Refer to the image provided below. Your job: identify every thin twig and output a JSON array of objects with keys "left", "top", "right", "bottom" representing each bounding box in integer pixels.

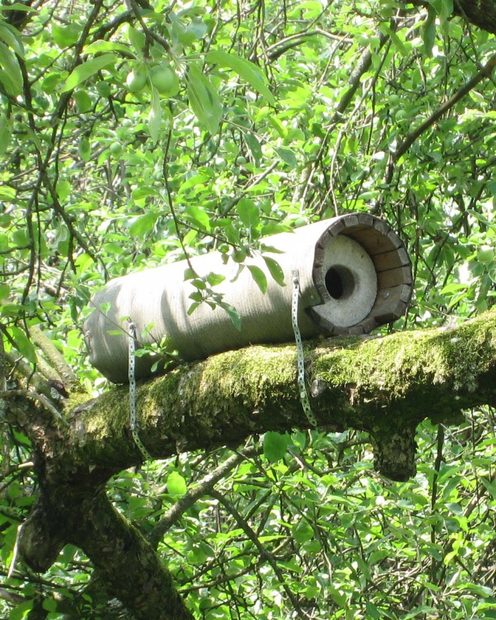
[{"left": 211, "top": 489, "right": 309, "bottom": 620}]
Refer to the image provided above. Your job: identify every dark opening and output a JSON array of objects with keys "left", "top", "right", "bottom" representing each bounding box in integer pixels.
[{"left": 325, "top": 265, "right": 355, "bottom": 300}]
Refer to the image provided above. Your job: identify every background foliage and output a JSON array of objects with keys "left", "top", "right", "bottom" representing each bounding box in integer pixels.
[{"left": 0, "top": 0, "right": 495, "bottom": 618}]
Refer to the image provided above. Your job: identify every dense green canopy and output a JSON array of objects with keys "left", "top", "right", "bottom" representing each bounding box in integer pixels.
[{"left": 0, "top": 1, "right": 496, "bottom": 618}]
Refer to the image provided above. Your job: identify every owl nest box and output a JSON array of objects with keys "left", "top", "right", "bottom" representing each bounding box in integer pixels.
[{"left": 84, "top": 213, "right": 413, "bottom": 383}]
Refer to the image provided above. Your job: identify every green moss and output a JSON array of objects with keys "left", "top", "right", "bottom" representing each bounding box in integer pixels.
[{"left": 311, "top": 309, "right": 496, "bottom": 407}]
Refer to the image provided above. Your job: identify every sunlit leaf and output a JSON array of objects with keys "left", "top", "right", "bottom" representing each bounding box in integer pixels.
[
  {"left": 187, "top": 63, "right": 223, "bottom": 134},
  {"left": 129, "top": 212, "right": 158, "bottom": 237},
  {"left": 185, "top": 205, "right": 211, "bottom": 231},
  {"left": 10, "top": 326, "right": 36, "bottom": 364},
  {"left": 263, "top": 256, "right": 285, "bottom": 286},
  {"left": 167, "top": 471, "right": 187, "bottom": 498},
  {"left": 247, "top": 265, "right": 268, "bottom": 293},
  {"left": 61, "top": 54, "right": 117, "bottom": 92},
  {"left": 237, "top": 198, "right": 259, "bottom": 228},
  {"left": 52, "top": 23, "right": 81, "bottom": 47},
  {"left": 0, "top": 40, "right": 22, "bottom": 95},
  {"left": 206, "top": 49, "right": 275, "bottom": 104},
  {"left": 148, "top": 85, "right": 162, "bottom": 141},
  {"left": 0, "top": 21, "right": 24, "bottom": 56}
]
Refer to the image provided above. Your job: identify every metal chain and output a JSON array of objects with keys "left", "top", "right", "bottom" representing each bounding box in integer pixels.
[
  {"left": 128, "top": 320, "right": 152, "bottom": 461},
  {"left": 291, "top": 270, "right": 318, "bottom": 427}
]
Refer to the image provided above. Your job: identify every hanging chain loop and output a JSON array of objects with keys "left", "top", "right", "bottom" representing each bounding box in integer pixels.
[
  {"left": 291, "top": 271, "right": 318, "bottom": 427},
  {"left": 128, "top": 320, "right": 152, "bottom": 461}
]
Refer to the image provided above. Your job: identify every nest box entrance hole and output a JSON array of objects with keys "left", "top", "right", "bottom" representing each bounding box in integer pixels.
[{"left": 325, "top": 265, "right": 356, "bottom": 300}]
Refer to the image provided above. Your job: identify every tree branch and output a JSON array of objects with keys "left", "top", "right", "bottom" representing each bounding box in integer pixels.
[
  {"left": 211, "top": 489, "right": 307, "bottom": 620},
  {"left": 19, "top": 487, "right": 194, "bottom": 620},
  {"left": 12, "top": 307, "right": 492, "bottom": 481},
  {"left": 394, "top": 53, "right": 496, "bottom": 161},
  {"left": 150, "top": 448, "right": 255, "bottom": 547},
  {"left": 398, "top": 0, "right": 496, "bottom": 35}
]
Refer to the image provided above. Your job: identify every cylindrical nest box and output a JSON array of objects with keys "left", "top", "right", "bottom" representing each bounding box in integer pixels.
[{"left": 84, "top": 213, "right": 412, "bottom": 383}]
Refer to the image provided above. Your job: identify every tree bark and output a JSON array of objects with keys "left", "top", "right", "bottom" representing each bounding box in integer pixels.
[
  {"left": 401, "top": 0, "right": 496, "bottom": 35},
  {"left": 454, "top": 0, "right": 496, "bottom": 34},
  {"left": 5, "top": 309, "right": 496, "bottom": 619}
]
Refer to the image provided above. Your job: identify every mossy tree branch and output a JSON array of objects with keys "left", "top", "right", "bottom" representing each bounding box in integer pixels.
[{"left": 56, "top": 308, "right": 496, "bottom": 478}]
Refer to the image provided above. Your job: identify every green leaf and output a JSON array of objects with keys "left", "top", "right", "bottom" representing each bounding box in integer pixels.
[
  {"left": 0, "top": 185, "right": 15, "bottom": 200},
  {"left": 430, "top": 0, "right": 454, "bottom": 20},
  {"left": 56, "top": 179, "right": 71, "bottom": 202},
  {"left": 0, "top": 40, "right": 22, "bottom": 96},
  {"left": 261, "top": 222, "right": 291, "bottom": 235},
  {"left": 13, "top": 228, "right": 28, "bottom": 246},
  {"left": 237, "top": 197, "right": 259, "bottom": 228},
  {"left": 79, "top": 136, "right": 91, "bottom": 161},
  {"left": 167, "top": 471, "right": 187, "bottom": 498},
  {"left": 389, "top": 31, "right": 408, "bottom": 56},
  {"left": 74, "top": 89, "right": 92, "bottom": 113},
  {"left": 292, "top": 519, "right": 314, "bottom": 544},
  {"left": 10, "top": 326, "right": 36, "bottom": 364},
  {"left": 42, "top": 598, "right": 58, "bottom": 612},
  {"left": 206, "top": 49, "right": 275, "bottom": 104},
  {"left": 0, "top": 3, "right": 35, "bottom": 12},
  {"left": 61, "top": 54, "right": 117, "bottom": 92},
  {"left": 126, "top": 25, "right": 146, "bottom": 54},
  {"left": 423, "top": 9, "right": 436, "bottom": 56},
  {"left": 263, "top": 431, "right": 291, "bottom": 462},
  {"left": 187, "top": 63, "right": 223, "bottom": 134},
  {"left": 275, "top": 146, "right": 297, "bottom": 168},
  {"left": 263, "top": 256, "right": 285, "bottom": 286},
  {"left": 187, "top": 301, "right": 201, "bottom": 315},
  {"left": 0, "top": 21, "right": 24, "bottom": 56},
  {"left": 222, "top": 302, "right": 242, "bottom": 331},
  {"left": 244, "top": 132, "right": 262, "bottom": 163},
  {"left": 248, "top": 265, "right": 268, "bottom": 293},
  {"left": 9, "top": 599, "right": 33, "bottom": 620},
  {"left": 206, "top": 272, "right": 225, "bottom": 286},
  {"left": 84, "top": 40, "right": 133, "bottom": 56},
  {"left": 0, "top": 115, "right": 11, "bottom": 156},
  {"left": 148, "top": 85, "right": 162, "bottom": 142},
  {"left": 129, "top": 212, "right": 158, "bottom": 237},
  {"left": 41, "top": 71, "right": 67, "bottom": 93},
  {"left": 455, "top": 582, "right": 493, "bottom": 598},
  {"left": 185, "top": 205, "right": 211, "bottom": 231},
  {"left": 52, "top": 23, "right": 81, "bottom": 47},
  {"left": 268, "top": 115, "right": 287, "bottom": 138},
  {"left": 328, "top": 586, "right": 347, "bottom": 608}
]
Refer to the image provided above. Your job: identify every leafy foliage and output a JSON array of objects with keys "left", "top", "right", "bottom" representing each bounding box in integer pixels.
[{"left": 0, "top": 0, "right": 495, "bottom": 618}]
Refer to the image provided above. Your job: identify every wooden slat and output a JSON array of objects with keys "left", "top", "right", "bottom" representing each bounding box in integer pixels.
[
  {"left": 374, "top": 247, "right": 410, "bottom": 271},
  {"left": 348, "top": 229, "right": 395, "bottom": 254},
  {"left": 378, "top": 266, "right": 412, "bottom": 288},
  {"left": 371, "top": 284, "right": 412, "bottom": 323}
]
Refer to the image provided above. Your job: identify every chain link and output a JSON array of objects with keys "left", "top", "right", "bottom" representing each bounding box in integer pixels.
[
  {"left": 128, "top": 320, "right": 152, "bottom": 461},
  {"left": 291, "top": 271, "right": 318, "bottom": 427}
]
